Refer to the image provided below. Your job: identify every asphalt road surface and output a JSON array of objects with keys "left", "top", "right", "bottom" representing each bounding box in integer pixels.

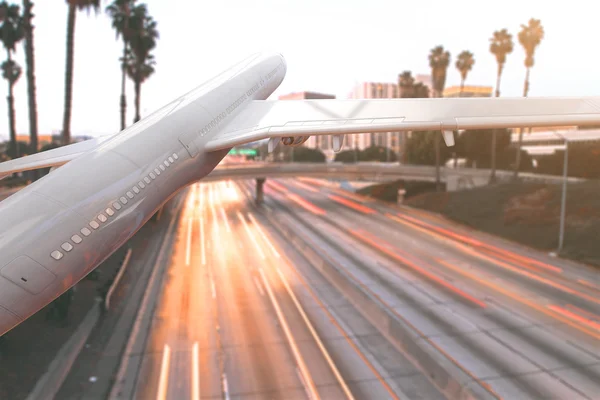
[{"left": 117, "top": 177, "right": 599, "bottom": 400}]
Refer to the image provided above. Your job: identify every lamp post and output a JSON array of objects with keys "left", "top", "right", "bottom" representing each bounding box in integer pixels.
[{"left": 554, "top": 132, "right": 569, "bottom": 254}]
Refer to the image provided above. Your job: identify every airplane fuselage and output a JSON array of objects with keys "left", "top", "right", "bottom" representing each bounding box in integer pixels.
[{"left": 0, "top": 52, "right": 287, "bottom": 336}]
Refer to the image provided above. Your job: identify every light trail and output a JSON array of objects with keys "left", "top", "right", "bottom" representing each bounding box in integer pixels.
[
  {"left": 259, "top": 267, "right": 320, "bottom": 400},
  {"left": 156, "top": 344, "right": 171, "bottom": 400}
]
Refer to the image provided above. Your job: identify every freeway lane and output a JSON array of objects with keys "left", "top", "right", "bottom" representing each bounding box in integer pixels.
[
  {"left": 133, "top": 181, "right": 412, "bottom": 399},
  {"left": 252, "top": 178, "right": 600, "bottom": 400}
]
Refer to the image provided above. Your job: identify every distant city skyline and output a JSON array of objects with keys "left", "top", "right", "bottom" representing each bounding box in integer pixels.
[{"left": 0, "top": 0, "right": 597, "bottom": 141}]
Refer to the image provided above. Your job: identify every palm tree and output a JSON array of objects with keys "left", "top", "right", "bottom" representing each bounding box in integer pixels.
[
  {"left": 21, "top": 0, "right": 38, "bottom": 165},
  {"left": 106, "top": 0, "right": 137, "bottom": 131},
  {"left": 0, "top": 1, "right": 24, "bottom": 157},
  {"left": 455, "top": 50, "right": 475, "bottom": 96},
  {"left": 62, "top": 0, "right": 101, "bottom": 146},
  {"left": 514, "top": 18, "right": 544, "bottom": 179},
  {"left": 126, "top": 8, "right": 158, "bottom": 123},
  {"left": 398, "top": 70, "right": 414, "bottom": 98},
  {"left": 126, "top": 50, "right": 155, "bottom": 122},
  {"left": 428, "top": 45, "right": 450, "bottom": 191},
  {"left": 428, "top": 45, "right": 450, "bottom": 98},
  {"left": 2, "top": 59, "right": 21, "bottom": 157},
  {"left": 489, "top": 29, "right": 513, "bottom": 183}
]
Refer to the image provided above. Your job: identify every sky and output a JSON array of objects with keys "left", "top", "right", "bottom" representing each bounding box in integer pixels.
[{"left": 0, "top": 0, "right": 598, "bottom": 141}]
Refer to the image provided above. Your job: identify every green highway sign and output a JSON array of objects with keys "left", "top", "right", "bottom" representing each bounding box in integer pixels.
[{"left": 229, "top": 148, "right": 257, "bottom": 156}]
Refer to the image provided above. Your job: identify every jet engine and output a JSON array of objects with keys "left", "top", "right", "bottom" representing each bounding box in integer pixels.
[{"left": 281, "top": 136, "right": 310, "bottom": 146}]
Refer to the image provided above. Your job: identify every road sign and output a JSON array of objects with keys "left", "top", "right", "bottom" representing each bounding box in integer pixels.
[{"left": 229, "top": 148, "right": 257, "bottom": 156}]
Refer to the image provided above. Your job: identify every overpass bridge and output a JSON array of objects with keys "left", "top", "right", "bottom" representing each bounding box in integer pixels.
[{"left": 204, "top": 162, "right": 584, "bottom": 203}]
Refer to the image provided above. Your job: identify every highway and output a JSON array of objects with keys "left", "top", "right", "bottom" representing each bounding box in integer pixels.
[
  {"left": 131, "top": 181, "right": 413, "bottom": 400},
  {"left": 119, "top": 177, "right": 599, "bottom": 400}
]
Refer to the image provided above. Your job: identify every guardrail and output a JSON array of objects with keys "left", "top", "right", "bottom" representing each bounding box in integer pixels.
[
  {"left": 205, "top": 162, "right": 585, "bottom": 186},
  {"left": 105, "top": 248, "right": 133, "bottom": 311}
]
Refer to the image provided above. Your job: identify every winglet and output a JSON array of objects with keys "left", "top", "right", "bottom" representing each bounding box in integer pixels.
[
  {"left": 442, "top": 130, "right": 455, "bottom": 147},
  {"left": 332, "top": 135, "right": 344, "bottom": 152}
]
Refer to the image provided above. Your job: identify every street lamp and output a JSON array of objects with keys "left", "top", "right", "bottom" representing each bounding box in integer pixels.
[{"left": 553, "top": 132, "right": 569, "bottom": 254}]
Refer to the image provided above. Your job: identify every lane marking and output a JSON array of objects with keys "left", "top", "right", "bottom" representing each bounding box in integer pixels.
[
  {"left": 220, "top": 207, "right": 231, "bottom": 233},
  {"left": 248, "top": 212, "right": 281, "bottom": 258},
  {"left": 186, "top": 217, "right": 192, "bottom": 266},
  {"left": 237, "top": 211, "right": 266, "bottom": 260},
  {"left": 296, "top": 367, "right": 313, "bottom": 400},
  {"left": 192, "top": 342, "right": 200, "bottom": 400},
  {"left": 259, "top": 268, "right": 320, "bottom": 400},
  {"left": 156, "top": 344, "right": 171, "bottom": 400},
  {"left": 199, "top": 183, "right": 204, "bottom": 212},
  {"left": 253, "top": 276, "right": 265, "bottom": 296},
  {"left": 200, "top": 217, "right": 206, "bottom": 265},
  {"left": 222, "top": 373, "right": 231, "bottom": 400},
  {"left": 279, "top": 249, "right": 401, "bottom": 400},
  {"left": 275, "top": 267, "right": 355, "bottom": 400}
]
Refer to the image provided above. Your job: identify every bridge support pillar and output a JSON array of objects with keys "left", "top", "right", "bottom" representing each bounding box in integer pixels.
[{"left": 256, "top": 178, "right": 265, "bottom": 205}]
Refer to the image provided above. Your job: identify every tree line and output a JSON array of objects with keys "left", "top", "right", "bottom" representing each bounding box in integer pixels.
[
  {"left": 0, "top": 0, "right": 158, "bottom": 167},
  {"left": 402, "top": 18, "right": 545, "bottom": 186}
]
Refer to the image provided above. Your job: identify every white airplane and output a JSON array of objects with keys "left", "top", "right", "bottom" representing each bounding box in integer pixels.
[{"left": 0, "top": 52, "right": 598, "bottom": 337}]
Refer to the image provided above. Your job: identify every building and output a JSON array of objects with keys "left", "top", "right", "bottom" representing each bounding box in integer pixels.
[
  {"left": 278, "top": 91, "right": 336, "bottom": 151},
  {"left": 443, "top": 85, "right": 493, "bottom": 98},
  {"left": 414, "top": 74, "right": 433, "bottom": 93},
  {"left": 348, "top": 82, "right": 401, "bottom": 154}
]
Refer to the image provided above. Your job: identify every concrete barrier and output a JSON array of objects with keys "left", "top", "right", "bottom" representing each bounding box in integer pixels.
[
  {"left": 105, "top": 248, "right": 133, "bottom": 311},
  {"left": 265, "top": 212, "right": 497, "bottom": 400},
  {"left": 26, "top": 298, "right": 101, "bottom": 400}
]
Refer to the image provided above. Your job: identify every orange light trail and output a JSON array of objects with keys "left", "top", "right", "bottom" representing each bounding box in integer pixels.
[
  {"left": 290, "top": 180, "right": 320, "bottom": 193},
  {"left": 328, "top": 194, "right": 376, "bottom": 214},
  {"left": 396, "top": 213, "right": 562, "bottom": 274},
  {"left": 267, "top": 181, "right": 289, "bottom": 193},
  {"left": 350, "top": 229, "right": 487, "bottom": 308},
  {"left": 547, "top": 305, "right": 600, "bottom": 332},
  {"left": 436, "top": 258, "right": 600, "bottom": 340},
  {"left": 288, "top": 193, "right": 327, "bottom": 216}
]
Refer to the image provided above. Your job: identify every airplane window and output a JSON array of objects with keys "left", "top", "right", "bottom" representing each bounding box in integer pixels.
[
  {"left": 120, "top": 197, "right": 128, "bottom": 204},
  {"left": 61, "top": 242, "right": 74, "bottom": 252},
  {"left": 159, "top": 165, "right": 165, "bottom": 171},
  {"left": 150, "top": 173, "right": 156, "bottom": 179},
  {"left": 80, "top": 227, "right": 92, "bottom": 236},
  {"left": 144, "top": 177, "right": 151, "bottom": 184},
  {"left": 106, "top": 208, "right": 115, "bottom": 216},
  {"left": 127, "top": 192, "right": 134, "bottom": 199},
  {"left": 138, "top": 181, "right": 145, "bottom": 189},
  {"left": 168, "top": 157, "right": 174, "bottom": 163},
  {"left": 172, "top": 153, "right": 178, "bottom": 160},
  {"left": 113, "top": 202, "right": 122, "bottom": 210},
  {"left": 50, "top": 250, "right": 63, "bottom": 260},
  {"left": 71, "top": 234, "right": 83, "bottom": 244},
  {"left": 98, "top": 214, "right": 108, "bottom": 223},
  {"left": 155, "top": 168, "right": 161, "bottom": 175},
  {"left": 133, "top": 187, "right": 140, "bottom": 194},
  {"left": 90, "top": 220, "right": 100, "bottom": 229},
  {"left": 164, "top": 161, "right": 169, "bottom": 167}
]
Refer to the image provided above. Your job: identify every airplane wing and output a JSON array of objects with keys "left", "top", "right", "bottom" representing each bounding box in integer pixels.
[
  {"left": 0, "top": 134, "right": 113, "bottom": 180},
  {"left": 205, "top": 97, "right": 600, "bottom": 151}
]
